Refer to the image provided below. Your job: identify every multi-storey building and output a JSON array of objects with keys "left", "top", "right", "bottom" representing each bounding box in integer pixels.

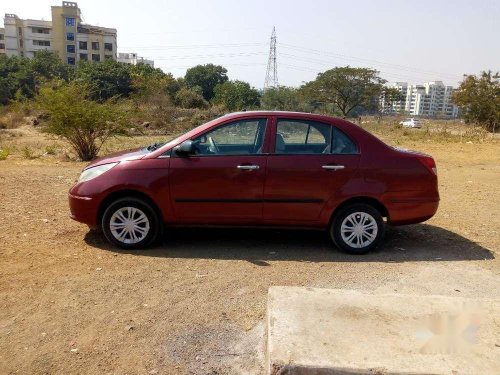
[
  {"left": 1, "top": 2, "right": 117, "bottom": 65},
  {"left": 117, "top": 52, "right": 154, "bottom": 67},
  {"left": 381, "top": 81, "right": 459, "bottom": 118},
  {"left": 0, "top": 27, "right": 5, "bottom": 54}
]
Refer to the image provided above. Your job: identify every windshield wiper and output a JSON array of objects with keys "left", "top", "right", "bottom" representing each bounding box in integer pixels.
[{"left": 146, "top": 142, "right": 165, "bottom": 152}]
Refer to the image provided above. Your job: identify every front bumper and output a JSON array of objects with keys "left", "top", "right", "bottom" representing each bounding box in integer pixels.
[{"left": 68, "top": 193, "right": 98, "bottom": 227}]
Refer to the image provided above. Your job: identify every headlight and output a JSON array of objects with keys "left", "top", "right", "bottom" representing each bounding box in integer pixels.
[{"left": 78, "top": 162, "right": 118, "bottom": 183}]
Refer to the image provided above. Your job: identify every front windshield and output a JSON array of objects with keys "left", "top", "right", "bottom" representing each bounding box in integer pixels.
[{"left": 147, "top": 115, "right": 227, "bottom": 152}]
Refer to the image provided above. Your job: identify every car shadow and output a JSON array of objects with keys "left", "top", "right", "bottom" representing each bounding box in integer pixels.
[{"left": 84, "top": 223, "right": 494, "bottom": 264}]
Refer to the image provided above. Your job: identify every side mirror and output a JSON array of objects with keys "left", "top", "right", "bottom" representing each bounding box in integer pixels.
[{"left": 174, "top": 140, "right": 194, "bottom": 156}]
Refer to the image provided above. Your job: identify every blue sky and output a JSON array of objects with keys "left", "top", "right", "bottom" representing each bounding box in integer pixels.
[{"left": 2, "top": 0, "right": 499, "bottom": 88}]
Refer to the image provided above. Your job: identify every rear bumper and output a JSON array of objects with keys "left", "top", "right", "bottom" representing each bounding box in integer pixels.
[
  {"left": 384, "top": 196, "right": 439, "bottom": 225},
  {"left": 68, "top": 193, "right": 98, "bottom": 227}
]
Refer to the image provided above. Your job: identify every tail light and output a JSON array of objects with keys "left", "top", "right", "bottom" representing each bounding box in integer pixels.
[{"left": 417, "top": 155, "right": 437, "bottom": 176}]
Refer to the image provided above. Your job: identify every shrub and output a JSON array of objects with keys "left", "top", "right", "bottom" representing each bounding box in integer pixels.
[
  {"left": 0, "top": 147, "right": 10, "bottom": 160},
  {"left": 213, "top": 80, "right": 260, "bottom": 111},
  {"left": 22, "top": 146, "right": 37, "bottom": 159},
  {"left": 175, "top": 87, "right": 208, "bottom": 109},
  {"left": 36, "top": 81, "right": 127, "bottom": 161},
  {"left": 44, "top": 144, "right": 58, "bottom": 155}
]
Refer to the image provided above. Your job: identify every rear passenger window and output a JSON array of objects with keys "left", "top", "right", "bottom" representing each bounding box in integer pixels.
[
  {"left": 276, "top": 119, "right": 331, "bottom": 154},
  {"left": 275, "top": 119, "right": 358, "bottom": 154},
  {"left": 332, "top": 127, "right": 358, "bottom": 154}
]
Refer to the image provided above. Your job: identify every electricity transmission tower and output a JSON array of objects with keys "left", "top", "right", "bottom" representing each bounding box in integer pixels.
[{"left": 264, "top": 27, "right": 278, "bottom": 89}]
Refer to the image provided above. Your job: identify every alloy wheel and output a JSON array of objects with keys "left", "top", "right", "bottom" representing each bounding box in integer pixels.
[
  {"left": 109, "top": 207, "right": 150, "bottom": 244},
  {"left": 340, "top": 212, "right": 378, "bottom": 249}
]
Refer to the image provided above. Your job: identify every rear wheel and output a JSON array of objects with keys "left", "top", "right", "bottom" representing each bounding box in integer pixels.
[
  {"left": 330, "top": 203, "right": 385, "bottom": 254},
  {"left": 102, "top": 197, "right": 160, "bottom": 249}
]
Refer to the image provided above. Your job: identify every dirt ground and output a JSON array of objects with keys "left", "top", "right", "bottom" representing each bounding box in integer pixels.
[{"left": 0, "top": 126, "right": 499, "bottom": 374}]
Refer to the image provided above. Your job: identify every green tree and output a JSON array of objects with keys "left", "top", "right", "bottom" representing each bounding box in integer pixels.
[
  {"left": 36, "top": 81, "right": 127, "bottom": 160},
  {"left": 175, "top": 87, "right": 208, "bottom": 109},
  {"left": 213, "top": 80, "right": 260, "bottom": 111},
  {"left": 302, "top": 66, "right": 386, "bottom": 118},
  {"left": 261, "top": 86, "right": 302, "bottom": 111},
  {"left": 452, "top": 71, "right": 499, "bottom": 132},
  {"left": 0, "top": 51, "right": 70, "bottom": 104},
  {"left": 165, "top": 77, "right": 185, "bottom": 100},
  {"left": 0, "top": 55, "right": 23, "bottom": 104},
  {"left": 30, "top": 50, "right": 72, "bottom": 82},
  {"left": 184, "top": 64, "right": 228, "bottom": 101},
  {"left": 129, "top": 62, "right": 165, "bottom": 80},
  {"left": 74, "top": 59, "right": 133, "bottom": 101}
]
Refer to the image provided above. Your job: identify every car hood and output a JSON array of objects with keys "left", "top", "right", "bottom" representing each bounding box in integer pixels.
[{"left": 84, "top": 148, "right": 147, "bottom": 169}]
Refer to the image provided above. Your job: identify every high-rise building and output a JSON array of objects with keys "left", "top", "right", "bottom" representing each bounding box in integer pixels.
[
  {"left": 1, "top": 2, "right": 117, "bottom": 65},
  {"left": 117, "top": 52, "right": 154, "bottom": 67},
  {"left": 381, "top": 81, "right": 459, "bottom": 118},
  {"left": 0, "top": 27, "right": 6, "bottom": 54}
]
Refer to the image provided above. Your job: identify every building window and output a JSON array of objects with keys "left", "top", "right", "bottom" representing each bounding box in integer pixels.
[
  {"left": 79, "top": 41, "right": 87, "bottom": 50},
  {"left": 67, "top": 57, "right": 75, "bottom": 65},
  {"left": 32, "top": 27, "right": 50, "bottom": 34},
  {"left": 0, "top": 34, "right": 4, "bottom": 40},
  {"left": 91, "top": 42, "right": 99, "bottom": 50},
  {"left": 79, "top": 53, "right": 88, "bottom": 61},
  {"left": 65, "top": 17, "right": 75, "bottom": 26},
  {"left": 0, "top": 43, "right": 5, "bottom": 50},
  {"left": 92, "top": 54, "right": 100, "bottom": 62},
  {"left": 67, "top": 44, "right": 75, "bottom": 53},
  {"left": 104, "top": 54, "right": 113, "bottom": 60},
  {"left": 33, "top": 40, "right": 51, "bottom": 46},
  {"left": 19, "top": 39, "right": 23, "bottom": 48},
  {"left": 67, "top": 32, "right": 74, "bottom": 41},
  {"left": 104, "top": 43, "right": 113, "bottom": 51},
  {"left": 18, "top": 27, "right": 22, "bottom": 35}
]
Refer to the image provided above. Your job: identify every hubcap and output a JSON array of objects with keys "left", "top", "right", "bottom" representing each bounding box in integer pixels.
[
  {"left": 340, "top": 212, "right": 378, "bottom": 249},
  {"left": 109, "top": 207, "right": 150, "bottom": 244}
]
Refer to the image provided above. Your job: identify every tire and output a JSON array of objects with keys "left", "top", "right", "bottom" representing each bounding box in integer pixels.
[
  {"left": 101, "top": 197, "right": 161, "bottom": 249},
  {"left": 330, "top": 203, "right": 385, "bottom": 254}
]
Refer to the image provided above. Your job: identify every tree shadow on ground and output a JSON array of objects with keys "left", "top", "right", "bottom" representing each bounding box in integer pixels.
[{"left": 84, "top": 223, "right": 494, "bottom": 264}]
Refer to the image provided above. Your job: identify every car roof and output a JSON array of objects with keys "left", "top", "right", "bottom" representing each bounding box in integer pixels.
[{"left": 222, "top": 110, "right": 340, "bottom": 121}]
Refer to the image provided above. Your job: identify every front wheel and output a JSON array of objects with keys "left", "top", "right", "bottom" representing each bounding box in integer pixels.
[
  {"left": 102, "top": 197, "right": 160, "bottom": 249},
  {"left": 330, "top": 203, "right": 385, "bottom": 254}
]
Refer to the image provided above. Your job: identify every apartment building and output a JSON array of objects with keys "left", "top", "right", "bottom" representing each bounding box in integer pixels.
[
  {"left": 0, "top": 27, "right": 5, "bottom": 54},
  {"left": 1, "top": 2, "right": 117, "bottom": 64},
  {"left": 381, "top": 81, "right": 459, "bottom": 118},
  {"left": 117, "top": 52, "right": 154, "bottom": 67}
]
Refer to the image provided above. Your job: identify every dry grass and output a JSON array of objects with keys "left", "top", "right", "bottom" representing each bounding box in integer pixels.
[
  {"left": 0, "top": 112, "right": 499, "bottom": 374},
  {"left": 0, "top": 113, "right": 497, "bottom": 163},
  {"left": 360, "top": 117, "right": 492, "bottom": 147}
]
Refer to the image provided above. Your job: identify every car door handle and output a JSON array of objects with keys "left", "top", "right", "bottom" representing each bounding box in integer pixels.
[
  {"left": 322, "top": 165, "right": 345, "bottom": 170},
  {"left": 237, "top": 165, "right": 260, "bottom": 170}
]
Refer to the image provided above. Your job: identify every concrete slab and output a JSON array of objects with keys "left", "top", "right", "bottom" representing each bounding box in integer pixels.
[{"left": 267, "top": 287, "right": 500, "bottom": 375}]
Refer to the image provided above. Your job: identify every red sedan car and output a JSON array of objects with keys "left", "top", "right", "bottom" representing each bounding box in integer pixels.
[{"left": 69, "top": 111, "right": 439, "bottom": 254}]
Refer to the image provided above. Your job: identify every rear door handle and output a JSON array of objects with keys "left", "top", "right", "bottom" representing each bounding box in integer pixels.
[
  {"left": 322, "top": 165, "right": 345, "bottom": 170},
  {"left": 237, "top": 165, "right": 260, "bottom": 170}
]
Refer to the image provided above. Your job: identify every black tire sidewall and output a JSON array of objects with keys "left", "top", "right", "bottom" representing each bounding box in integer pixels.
[
  {"left": 102, "top": 197, "right": 160, "bottom": 249},
  {"left": 330, "top": 203, "right": 385, "bottom": 254}
]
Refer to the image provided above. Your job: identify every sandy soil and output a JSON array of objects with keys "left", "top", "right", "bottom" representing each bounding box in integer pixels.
[{"left": 0, "top": 129, "right": 499, "bottom": 374}]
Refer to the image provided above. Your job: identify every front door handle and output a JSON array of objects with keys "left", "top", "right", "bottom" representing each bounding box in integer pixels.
[
  {"left": 237, "top": 165, "right": 260, "bottom": 170},
  {"left": 322, "top": 165, "right": 345, "bottom": 171}
]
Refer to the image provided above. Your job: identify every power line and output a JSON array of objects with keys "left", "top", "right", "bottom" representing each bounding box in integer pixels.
[
  {"left": 278, "top": 53, "right": 456, "bottom": 83},
  {"left": 279, "top": 43, "right": 463, "bottom": 81},
  {"left": 153, "top": 52, "right": 267, "bottom": 61},
  {"left": 119, "top": 42, "right": 267, "bottom": 51}
]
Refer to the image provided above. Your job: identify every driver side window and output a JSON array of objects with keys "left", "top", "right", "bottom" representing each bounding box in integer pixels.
[{"left": 192, "top": 119, "right": 267, "bottom": 155}]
